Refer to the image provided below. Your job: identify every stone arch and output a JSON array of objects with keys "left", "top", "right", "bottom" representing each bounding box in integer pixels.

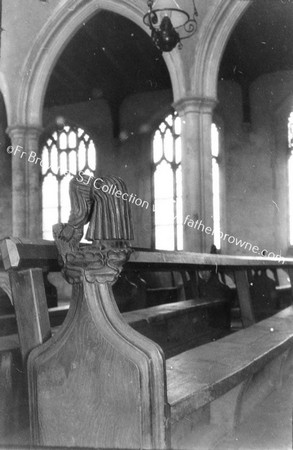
[
  {"left": 0, "top": 73, "right": 11, "bottom": 125},
  {"left": 192, "top": 0, "right": 252, "bottom": 100},
  {"left": 16, "top": 0, "right": 184, "bottom": 128}
]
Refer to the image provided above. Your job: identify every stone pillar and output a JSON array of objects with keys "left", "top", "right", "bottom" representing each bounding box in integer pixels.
[
  {"left": 174, "top": 97, "right": 217, "bottom": 253},
  {"left": 7, "top": 125, "right": 42, "bottom": 239},
  {"left": 26, "top": 127, "right": 43, "bottom": 239},
  {"left": 7, "top": 126, "right": 27, "bottom": 237}
]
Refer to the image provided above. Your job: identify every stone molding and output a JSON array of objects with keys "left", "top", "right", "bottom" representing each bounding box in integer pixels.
[{"left": 173, "top": 96, "right": 218, "bottom": 115}]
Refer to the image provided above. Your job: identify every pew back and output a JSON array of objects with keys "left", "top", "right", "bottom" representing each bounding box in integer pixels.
[{"left": 1, "top": 237, "right": 293, "bottom": 449}]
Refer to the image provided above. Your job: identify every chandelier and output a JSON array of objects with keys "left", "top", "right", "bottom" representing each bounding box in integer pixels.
[{"left": 143, "top": 0, "right": 198, "bottom": 52}]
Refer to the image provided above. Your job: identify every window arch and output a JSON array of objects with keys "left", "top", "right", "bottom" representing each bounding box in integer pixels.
[
  {"left": 288, "top": 112, "right": 293, "bottom": 245},
  {"left": 152, "top": 112, "right": 183, "bottom": 250},
  {"left": 211, "top": 123, "right": 221, "bottom": 249},
  {"left": 41, "top": 124, "right": 96, "bottom": 239}
]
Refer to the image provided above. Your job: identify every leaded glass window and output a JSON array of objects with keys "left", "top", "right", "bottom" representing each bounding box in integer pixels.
[
  {"left": 152, "top": 113, "right": 183, "bottom": 250},
  {"left": 211, "top": 123, "right": 221, "bottom": 249},
  {"left": 42, "top": 125, "right": 96, "bottom": 239}
]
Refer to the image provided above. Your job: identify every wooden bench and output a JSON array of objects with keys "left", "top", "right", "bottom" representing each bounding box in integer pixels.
[
  {"left": 0, "top": 238, "right": 234, "bottom": 361},
  {"left": 1, "top": 174, "right": 293, "bottom": 449},
  {"left": 167, "top": 307, "right": 293, "bottom": 448},
  {"left": 125, "top": 298, "right": 230, "bottom": 358},
  {"left": 0, "top": 244, "right": 232, "bottom": 339},
  {"left": 0, "top": 331, "right": 28, "bottom": 444},
  {"left": 0, "top": 305, "right": 69, "bottom": 337},
  {"left": 0, "top": 243, "right": 232, "bottom": 447},
  {"left": 2, "top": 247, "right": 293, "bottom": 449},
  {"left": 2, "top": 243, "right": 293, "bottom": 448}
]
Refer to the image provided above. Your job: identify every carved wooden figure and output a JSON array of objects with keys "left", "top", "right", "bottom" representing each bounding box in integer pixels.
[{"left": 27, "top": 175, "right": 168, "bottom": 449}]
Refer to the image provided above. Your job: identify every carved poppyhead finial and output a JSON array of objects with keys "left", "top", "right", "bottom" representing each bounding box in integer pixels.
[{"left": 53, "top": 174, "right": 134, "bottom": 284}]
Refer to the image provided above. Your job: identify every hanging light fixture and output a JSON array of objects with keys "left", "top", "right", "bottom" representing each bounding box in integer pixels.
[{"left": 143, "top": 0, "right": 198, "bottom": 52}]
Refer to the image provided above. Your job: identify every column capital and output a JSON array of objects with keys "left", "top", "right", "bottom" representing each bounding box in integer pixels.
[
  {"left": 6, "top": 124, "right": 43, "bottom": 140},
  {"left": 173, "top": 96, "right": 218, "bottom": 115},
  {"left": 6, "top": 125, "right": 26, "bottom": 141}
]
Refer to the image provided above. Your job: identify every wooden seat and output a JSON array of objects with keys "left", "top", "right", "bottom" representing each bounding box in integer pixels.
[
  {"left": 1, "top": 175, "right": 293, "bottom": 449},
  {"left": 0, "top": 298, "right": 230, "bottom": 360},
  {"left": 125, "top": 298, "right": 230, "bottom": 358},
  {"left": 124, "top": 298, "right": 228, "bottom": 326},
  {"left": 2, "top": 240, "right": 293, "bottom": 449},
  {"left": 0, "top": 333, "right": 28, "bottom": 444},
  {"left": 166, "top": 307, "right": 293, "bottom": 448},
  {"left": 0, "top": 305, "right": 70, "bottom": 337},
  {"left": 168, "top": 307, "right": 293, "bottom": 419}
]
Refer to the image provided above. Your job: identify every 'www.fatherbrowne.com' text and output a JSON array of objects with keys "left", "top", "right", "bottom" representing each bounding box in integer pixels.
[{"left": 183, "top": 215, "right": 284, "bottom": 264}]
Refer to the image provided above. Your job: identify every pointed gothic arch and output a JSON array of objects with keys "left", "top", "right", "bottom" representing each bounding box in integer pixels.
[
  {"left": 191, "top": 0, "right": 251, "bottom": 100},
  {"left": 14, "top": 0, "right": 185, "bottom": 129}
]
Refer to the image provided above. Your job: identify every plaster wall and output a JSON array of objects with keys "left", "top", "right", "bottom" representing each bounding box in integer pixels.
[
  {"left": 218, "top": 80, "right": 274, "bottom": 256},
  {"left": 251, "top": 71, "right": 293, "bottom": 256},
  {"left": 221, "top": 72, "right": 292, "bottom": 258}
]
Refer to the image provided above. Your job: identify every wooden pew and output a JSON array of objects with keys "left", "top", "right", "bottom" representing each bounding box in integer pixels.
[
  {"left": 0, "top": 243, "right": 231, "bottom": 446},
  {"left": 0, "top": 246, "right": 231, "bottom": 341},
  {"left": 167, "top": 307, "right": 293, "bottom": 449},
  {"left": 0, "top": 331, "right": 29, "bottom": 445},
  {"left": 0, "top": 305, "right": 70, "bottom": 337},
  {"left": 0, "top": 249, "right": 29, "bottom": 444},
  {"left": 2, "top": 239, "right": 293, "bottom": 449},
  {"left": 2, "top": 172, "right": 293, "bottom": 449},
  {"left": 0, "top": 298, "right": 229, "bottom": 360},
  {"left": 0, "top": 270, "right": 229, "bottom": 340},
  {"left": 0, "top": 239, "right": 232, "bottom": 360},
  {"left": 0, "top": 250, "right": 12, "bottom": 305},
  {"left": 124, "top": 298, "right": 230, "bottom": 358}
]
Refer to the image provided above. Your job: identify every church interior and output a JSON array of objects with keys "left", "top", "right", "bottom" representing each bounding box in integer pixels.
[{"left": 1, "top": 0, "right": 293, "bottom": 449}]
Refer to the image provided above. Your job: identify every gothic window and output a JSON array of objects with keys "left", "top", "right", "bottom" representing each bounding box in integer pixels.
[
  {"left": 42, "top": 125, "right": 96, "bottom": 239},
  {"left": 288, "top": 112, "right": 293, "bottom": 245},
  {"left": 152, "top": 112, "right": 183, "bottom": 250},
  {"left": 211, "top": 123, "right": 221, "bottom": 249}
]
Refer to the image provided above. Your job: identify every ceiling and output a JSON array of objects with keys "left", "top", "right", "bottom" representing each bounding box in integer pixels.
[
  {"left": 220, "top": 0, "right": 293, "bottom": 85},
  {"left": 44, "top": 10, "right": 170, "bottom": 108},
  {"left": 44, "top": 0, "right": 293, "bottom": 124}
]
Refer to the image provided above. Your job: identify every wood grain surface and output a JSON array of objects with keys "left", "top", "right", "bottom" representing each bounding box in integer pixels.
[{"left": 28, "top": 280, "right": 167, "bottom": 449}]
